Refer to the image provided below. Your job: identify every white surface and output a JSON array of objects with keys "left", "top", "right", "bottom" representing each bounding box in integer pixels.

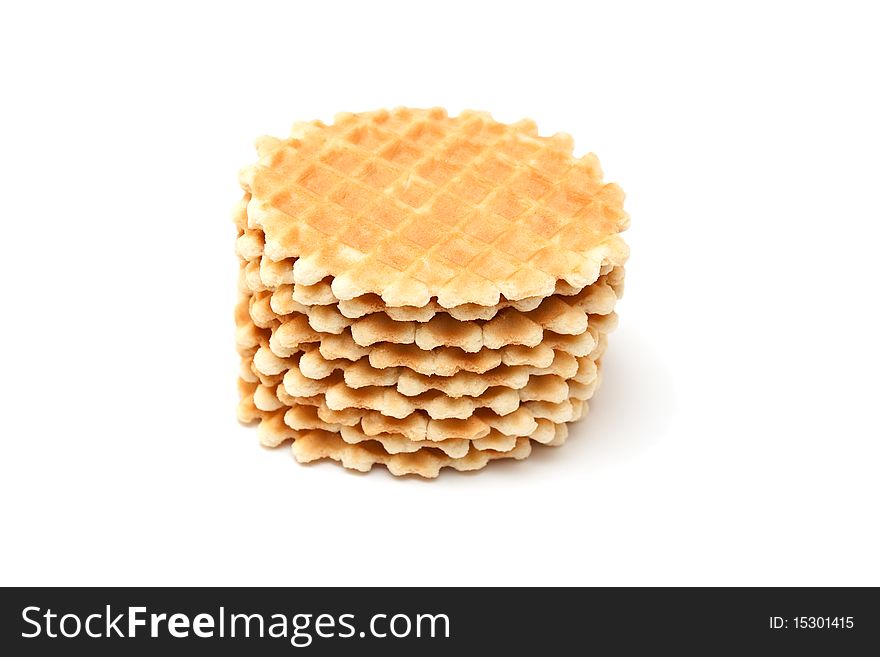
[{"left": 1, "top": 1, "right": 878, "bottom": 587}]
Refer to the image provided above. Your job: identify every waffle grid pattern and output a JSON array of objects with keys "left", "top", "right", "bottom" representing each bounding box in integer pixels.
[
  {"left": 234, "top": 108, "right": 628, "bottom": 476},
  {"left": 242, "top": 108, "right": 628, "bottom": 307}
]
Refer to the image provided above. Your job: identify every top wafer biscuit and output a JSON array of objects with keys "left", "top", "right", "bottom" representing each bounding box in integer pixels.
[{"left": 240, "top": 108, "right": 629, "bottom": 308}]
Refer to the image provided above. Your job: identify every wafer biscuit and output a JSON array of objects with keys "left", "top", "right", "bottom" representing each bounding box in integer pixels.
[
  {"left": 343, "top": 419, "right": 559, "bottom": 455},
  {"left": 288, "top": 267, "right": 621, "bottom": 316},
  {"left": 281, "top": 403, "right": 561, "bottom": 456},
  {"left": 312, "top": 327, "right": 600, "bottom": 373},
  {"left": 316, "top": 302, "right": 591, "bottom": 351},
  {"left": 255, "top": 331, "right": 602, "bottom": 385},
  {"left": 292, "top": 431, "right": 534, "bottom": 478},
  {"left": 245, "top": 318, "right": 605, "bottom": 378},
  {"left": 240, "top": 330, "right": 609, "bottom": 396},
  {"left": 289, "top": 390, "right": 601, "bottom": 426},
  {"left": 252, "top": 292, "right": 614, "bottom": 355},
  {"left": 239, "top": 299, "right": 610, "bottom": 393},
  {"left": 243, "top": 386, "right": 571, "bottom": 469},
  {"left": 281, "top": 385, "right": 591, "bottom": 425},
  {"left": 362, "top": 271, "right": 620, "bottom": 319},
  {"left": 279, "top": 352, "right": 597, "bottom": 409},
  {"left": 249, "top": 351, "right": 597, "bottom": 403},
  {"left": 319, "top": 377, "right": 572, "bottom": 419},
  {"left": 240, "top": 368, "right": 587, "bottom": 442},
  {"left": 235, "top": 107, "right": 627, "bottom": 477},
  {"left": 240, "top": 108, "right": 628, "bottom": 308},
  {"left": 298, "top": 348, "right": 581, "bottom": 396},
  {"left": 239, "top": 390, "right": 567, "bottom": 478},
  {"left": 250, "top": 278, "right": 619, "bottom": 352},
  {"left": 247, "top": 255, "right": 621, "bottom": 321},
  {"left": 248, "top": 407, "right": 565, "bottom": 477}
]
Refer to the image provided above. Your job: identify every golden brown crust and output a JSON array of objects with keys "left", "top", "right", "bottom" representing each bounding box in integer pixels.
[
  {"left": 233, "top": 108, "right": 627, "bottom": 477},
  {"left": 239, "top": 108, "right": 628, "bottom": 308}
]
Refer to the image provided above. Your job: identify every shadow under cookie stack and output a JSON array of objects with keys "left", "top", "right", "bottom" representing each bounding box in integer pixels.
[{"left": 234, "top": 108, "right": 629, "bottom": 477}]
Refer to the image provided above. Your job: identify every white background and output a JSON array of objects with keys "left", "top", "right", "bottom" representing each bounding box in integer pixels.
[{"left": 1, "top": 1, "right": 878, "bottom": 587}]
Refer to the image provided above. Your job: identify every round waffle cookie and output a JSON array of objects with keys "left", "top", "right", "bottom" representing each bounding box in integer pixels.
[{"left": 235, "top": 108, "right": 628, "bottom": 477}]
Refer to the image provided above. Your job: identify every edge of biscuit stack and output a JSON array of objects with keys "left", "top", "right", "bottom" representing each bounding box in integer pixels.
[{"left": 234, "top": 107, "right": 629, "bottom": 478}]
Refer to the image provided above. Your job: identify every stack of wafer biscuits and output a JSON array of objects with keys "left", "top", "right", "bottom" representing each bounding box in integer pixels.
[{"left": 234, "top": 108, "right": 629, "bottom": 477}]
